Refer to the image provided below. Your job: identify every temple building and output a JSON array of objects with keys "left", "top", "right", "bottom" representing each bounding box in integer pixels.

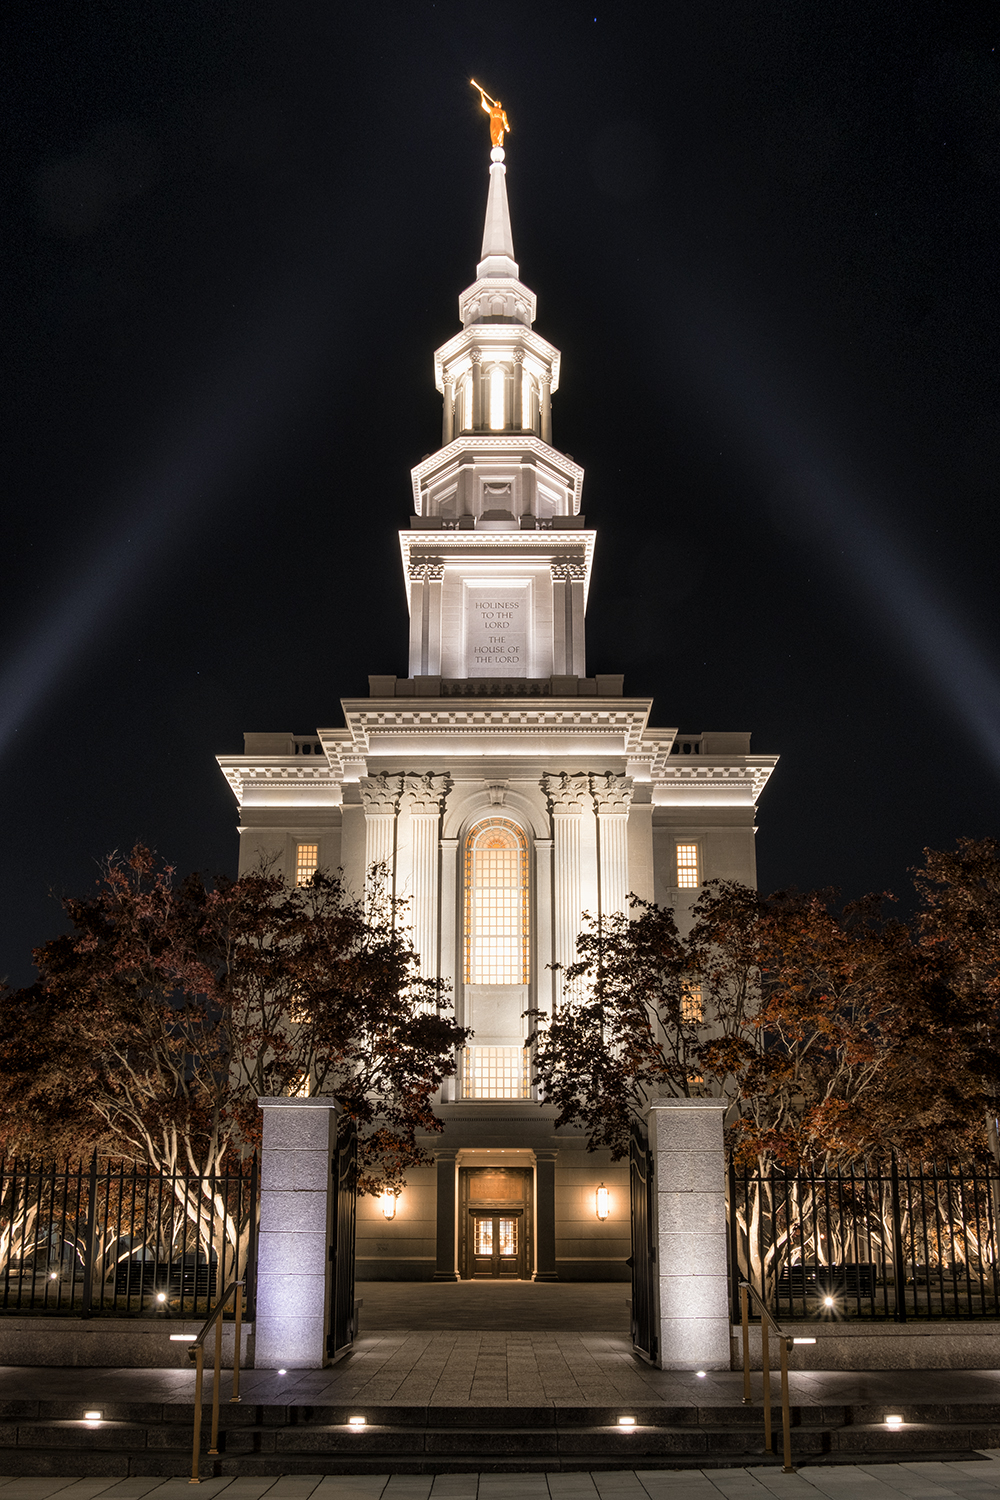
[{"left": 218, "top": 141, "right": 777, "bottom": 1283}]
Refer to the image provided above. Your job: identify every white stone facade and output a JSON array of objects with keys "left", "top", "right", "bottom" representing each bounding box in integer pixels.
[{"left": 218, "top": 145, "right": 776, "bottom": 1289}]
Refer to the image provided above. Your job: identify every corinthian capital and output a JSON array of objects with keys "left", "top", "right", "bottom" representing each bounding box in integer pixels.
[
  {"left": 403, "top": 771, "right": 452, "bottom": 815},
  {"left": 361, "top": 773, "right": 402, "bottom": 814},
  {"left": 407, "top": 558, "right": 444, "bottom": 582},
  {"left": 550, "top": 561, "right": 587, "bottom": 583},
  {"left": 591, "top": 772, "right": 633, "bottom": 814},
  {"left": 543, "top": 771, "right": 590, "bottom": 813}
]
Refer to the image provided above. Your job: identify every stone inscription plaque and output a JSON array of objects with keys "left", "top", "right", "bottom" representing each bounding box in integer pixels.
[{"left": 465, "top": 584, "right": 528, "bottom": 676}]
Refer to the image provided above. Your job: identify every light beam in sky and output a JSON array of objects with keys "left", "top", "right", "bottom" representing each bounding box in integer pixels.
[
  {"left": 0, "top": 281, "right": 330, "bottom": 763},
  {"left": 674, "top": 293, "right": 1000, "bottom": 778}
]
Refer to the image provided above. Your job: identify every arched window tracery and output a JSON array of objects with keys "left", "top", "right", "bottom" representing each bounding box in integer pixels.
[{"left": 464, "top": 817, "right": 530, "bottom": 986}]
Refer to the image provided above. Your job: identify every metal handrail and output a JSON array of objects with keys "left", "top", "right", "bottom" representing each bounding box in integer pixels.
[
  {"left": 739, "top": 1280, "right": 795, "bottom": 1473},
  {"left": 176, "top": 1278, "right": 244, "bottom": 1484}
]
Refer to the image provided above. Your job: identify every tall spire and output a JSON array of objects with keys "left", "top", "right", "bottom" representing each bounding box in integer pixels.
[{"left": 477, "top": 146, "right": 518, "bottom": 280}]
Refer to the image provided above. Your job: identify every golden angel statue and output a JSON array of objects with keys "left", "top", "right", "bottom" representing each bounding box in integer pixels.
[{"left": 471, "top": 80, "right": 511, "bottom": 148}]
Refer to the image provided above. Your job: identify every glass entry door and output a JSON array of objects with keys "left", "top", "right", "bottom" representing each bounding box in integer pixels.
[
  {"left": 459, "top": 1167, "right": 532, "bottom": 1279},
  {"left": 470, "top": 1211, "right": 524, "bottom": 1279}
]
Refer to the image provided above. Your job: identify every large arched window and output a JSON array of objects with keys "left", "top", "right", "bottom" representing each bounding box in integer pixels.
[{"left": 464, "top": 818, "right": 529, "bottom": 986}]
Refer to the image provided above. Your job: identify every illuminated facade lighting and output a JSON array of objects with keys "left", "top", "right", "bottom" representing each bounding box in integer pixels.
[
  {"left": 596, "top": 1184, "right": 610, "bottom": 1220},
  {"left": 379, "top": 1191, "right": 397, "bottom": 1220}
]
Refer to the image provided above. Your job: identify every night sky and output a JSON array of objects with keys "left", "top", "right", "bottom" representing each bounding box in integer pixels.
[{"left": 4, "top": 1, "right": 1000, "bottom": 985}]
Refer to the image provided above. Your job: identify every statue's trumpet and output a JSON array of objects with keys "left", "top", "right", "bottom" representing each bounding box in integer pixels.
[{"left": 470, "top": 78, "right": 497, "bottom": 106}]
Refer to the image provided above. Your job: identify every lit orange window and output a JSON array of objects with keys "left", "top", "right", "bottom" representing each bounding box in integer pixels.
[
  {"left": 296, "top": 843, "right": 319, "bottom": 886},
  {"left": 464, "top": 818, "right": 529, "bottom": 985},
  {"left": 676, "top": 843, "right": 700, "bottom": 889},
  {"left": 681, "top": 980, "right": 704, "bottom": 1022},
  {"left": 462, "top": 1045, "right": 530, "bottom": 1100}
]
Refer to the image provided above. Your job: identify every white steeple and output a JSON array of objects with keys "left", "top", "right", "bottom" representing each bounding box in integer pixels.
[
  {"left": 396, "top": 142, "right": 595, "bottom": 686},
  {"left": 458, "top": 148, "right": 537, "bottom": 329},
  {"left": 477, "top": 146, "right": 518, "bottom": 280}
]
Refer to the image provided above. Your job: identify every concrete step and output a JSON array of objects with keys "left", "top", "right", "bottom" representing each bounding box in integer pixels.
[{"left": 0, "top": 1401, "right": 997, "bottom": 1477}]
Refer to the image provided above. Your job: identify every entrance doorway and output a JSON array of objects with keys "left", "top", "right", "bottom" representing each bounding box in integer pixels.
[
  {"left": 459, "top": 1167, "right": 532, "bottom": 1279},
  {"left": 470, "top": 1212, "right": 522, "bottom": 1278}
]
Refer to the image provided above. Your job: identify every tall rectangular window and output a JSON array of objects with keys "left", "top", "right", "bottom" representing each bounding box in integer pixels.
[
  {"left": 296, "top": 842, "right": 319, "bottom": 886},
  {"left": 676, "top": 843, "right": 700, "bottom": 889}
]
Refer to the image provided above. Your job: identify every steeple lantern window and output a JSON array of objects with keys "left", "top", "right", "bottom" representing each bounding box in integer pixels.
[{"left": 489, "top": 366, "right": 507, "bottom": 431}]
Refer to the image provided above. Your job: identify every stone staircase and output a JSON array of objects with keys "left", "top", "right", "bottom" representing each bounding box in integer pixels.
[{"left": 1, "top": 1398, "right": 999, "bottom": 1476}]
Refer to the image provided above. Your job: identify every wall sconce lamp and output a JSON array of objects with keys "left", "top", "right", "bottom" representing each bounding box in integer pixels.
[
  {"left": 596, "top": 1184, "right": 610, "bottom": 1221},
  {"left": 379, "top": 1190, "right": 398, "bottom": 1220}
]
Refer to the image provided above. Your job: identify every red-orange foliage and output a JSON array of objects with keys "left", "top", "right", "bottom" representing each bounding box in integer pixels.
[
  {"left": 0, "top": 847, "right": 467, "bottom": 1193},
  {"left": 530, "top": 848, "right": 1000, "bottom": 1168}
]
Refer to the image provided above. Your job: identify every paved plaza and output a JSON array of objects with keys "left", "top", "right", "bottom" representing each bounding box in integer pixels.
[
  {"left": 0, "top": 1342, "right": 996, "bottom": 1412},
  {"left": 6, "top": 1462, "right": 1000, "bottom": 1500}
]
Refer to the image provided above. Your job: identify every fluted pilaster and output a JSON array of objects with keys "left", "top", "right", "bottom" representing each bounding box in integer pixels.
[
  {"left": 403, "top": 773, "right": 451, "bottom": 979},
  {"left": 592, "top": 773, "right": 633, "bottom": 921}
]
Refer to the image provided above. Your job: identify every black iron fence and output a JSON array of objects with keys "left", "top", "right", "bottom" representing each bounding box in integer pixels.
[
  {"left": 729, "top": 1158, "right": 1000, "bottom": 1321},
  {"left": 0, "top": 1157, "right": 258, "bottom": 1318}
]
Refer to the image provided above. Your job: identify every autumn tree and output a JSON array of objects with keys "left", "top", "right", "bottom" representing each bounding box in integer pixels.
[
  {"left": 529, "top": 877, "right": 990, "bottom": 1169},
  {"left": 0, "top": 847, "right": 467, "bottom": 1194},
  {"left": 908, "top": 837, "right": 1000, "bottom": 1163}
]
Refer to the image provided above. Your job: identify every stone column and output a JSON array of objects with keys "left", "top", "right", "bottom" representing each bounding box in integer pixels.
[
  {"left": 567, "top": 562, "right": 587, "bottom": 677},
  {"left": 408, "top": 570, "right": 425, "bottom": 677},
  {"left": 648, "top": 1098, "right": 729, "bottom": 1371},
  {"left": 470, "top": 347, "right": 483, "bottom": 430},
  {"left": 255, "top": 1098, "right": 339, "bottom": 1370},
  {"left": 550, "top": 564, "right": 570, "bottom": 675},
  {"left": 405, "top": 773, "right": 450, "bottom": 981},
  {"left": 540, "top": 374, "right": 552, "bottom": 443},
  {"left": 433, "top": 1148, "right": 460, "bottom": 1281},
  {"left": 442, "top": 376, "right": 455, "bottom": 444},
  {"left": 534, "top": 1149, "right": 559, "bottom": 1282},
  {"left": 361, "top": 775, "right": 400, "bottom": 908},
  {"left": 339, "top": 783, "right": 367, "bottom": 904},
  {"left": 424, "top": 562, "right": 444, "bottom": 676},
  {"left": 543, "top": 773, "right": 589, "bottom": 994},
  {"left": 512, "top": 349, "right": 524, "bottom": 430},
  {"left": 592, "top": 773, "right": 632, "bottom": 921}
]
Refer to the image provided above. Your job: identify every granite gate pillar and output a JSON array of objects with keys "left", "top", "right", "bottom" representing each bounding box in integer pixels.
[
  {"left": 255, "top": 1097, "right": 340, "bottom": 1370},
  {"left": 648, "top": 1098, "right": 730, "bottom": 1371}
]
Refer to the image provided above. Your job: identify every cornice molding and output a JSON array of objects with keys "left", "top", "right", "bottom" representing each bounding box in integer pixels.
[
  {"left": 398, "top": 529, "right": 596, "bottom": 610},
  {"left": 410, "top": 434, "right": 584, "bottom": 515},
  {"left": 434, "top": 323, "right": 559, "bottom": 393}
]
